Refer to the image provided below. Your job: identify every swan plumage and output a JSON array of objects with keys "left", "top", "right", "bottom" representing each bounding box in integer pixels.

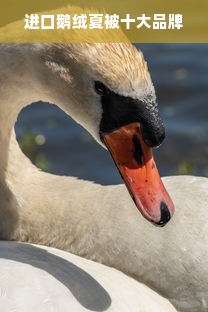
[{"left": 0, "top": 241, "right": 178, "bottom": 312}]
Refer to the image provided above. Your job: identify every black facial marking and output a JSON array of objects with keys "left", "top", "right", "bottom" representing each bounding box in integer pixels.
[
  {"left": 132, "top": 135, "right": 143, "bottom": 166},
  {"left": 153, "top": 202, "right": 171, "bottom": 227},
  {"left": 99, "top": 90, "right": 165, "bottom": 148}
]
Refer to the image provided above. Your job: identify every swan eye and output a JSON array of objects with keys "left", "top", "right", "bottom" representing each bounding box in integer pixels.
[{"left": 94, "top": 81, "right": 109, "bottom": 96}]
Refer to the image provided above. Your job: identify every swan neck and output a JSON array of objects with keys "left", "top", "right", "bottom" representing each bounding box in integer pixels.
[{"left": 0, "top": 45, "right": 52, "bottom": 175}]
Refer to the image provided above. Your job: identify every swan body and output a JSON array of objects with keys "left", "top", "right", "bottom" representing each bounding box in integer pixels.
[
  {"left": 0, "top": 241, "right": 178, "bottom": 312},
  {"left": 0, "top": 19, "right": 207, "bottom": 312}
]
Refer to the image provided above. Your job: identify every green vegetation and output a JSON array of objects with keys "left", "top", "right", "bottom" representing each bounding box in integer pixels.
[
  {"left": 17, "top": 129, "right": 51, "bottom": 172},
  {"left": 176, "top": 160, "right": 208, "bottom": 177},
  {"left": 177, "top": 160, "right": 196, "bottom": 175}
]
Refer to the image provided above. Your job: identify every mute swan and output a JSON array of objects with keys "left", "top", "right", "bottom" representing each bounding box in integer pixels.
[
  {"left": 0, "top": 241, "right": 178, "bottom": 312},
  {"left": 0, "top": 7, "right": 208, "bottom": 312}
]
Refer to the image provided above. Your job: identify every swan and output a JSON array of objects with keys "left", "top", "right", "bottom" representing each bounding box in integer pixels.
[
  {"left": 0, "top": 241, "right": 178, "bottom": 312},
  {"left": 0, "top": 6, "right": 208, "bottom": 312}
]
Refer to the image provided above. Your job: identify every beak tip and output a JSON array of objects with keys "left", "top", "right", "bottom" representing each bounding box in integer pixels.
[{"left": 152, "top": 201, "right": 173, "bottom": 227}]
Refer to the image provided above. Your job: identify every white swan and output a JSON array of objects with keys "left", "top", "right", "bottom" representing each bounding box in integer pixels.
[
  {"left": 0, "top": 241, "right": 177, "bottom": 312},
  {"left": 0, "top": 7, "right": 208, "bottom": 312}
]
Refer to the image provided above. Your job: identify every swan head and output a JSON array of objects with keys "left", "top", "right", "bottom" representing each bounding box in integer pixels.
[{"left": 43, "top": 42, "right": 174, "bottom": 226}]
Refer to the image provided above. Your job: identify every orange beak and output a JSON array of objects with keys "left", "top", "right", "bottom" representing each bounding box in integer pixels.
[{"left": 102, "top": 122, "right": 175, "bottom": 226}]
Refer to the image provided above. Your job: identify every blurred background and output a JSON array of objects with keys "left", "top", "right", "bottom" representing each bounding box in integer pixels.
[{"left": 15, "top": 44, "right": 208, "bottom": 184}]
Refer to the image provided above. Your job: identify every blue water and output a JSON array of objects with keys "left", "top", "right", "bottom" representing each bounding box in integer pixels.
[{"left": 15, "top": 44, "right": 208, "bottom": 184}]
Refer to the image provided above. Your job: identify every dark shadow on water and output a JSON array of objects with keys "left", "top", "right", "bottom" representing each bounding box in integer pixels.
[{"left": 0, "top": 241, "right": 111, "bottom": 311}]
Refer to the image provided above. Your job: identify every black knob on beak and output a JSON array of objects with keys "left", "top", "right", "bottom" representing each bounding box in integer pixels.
[{"left": 141, "top": 121, "right": 165, "bottom": 148}]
